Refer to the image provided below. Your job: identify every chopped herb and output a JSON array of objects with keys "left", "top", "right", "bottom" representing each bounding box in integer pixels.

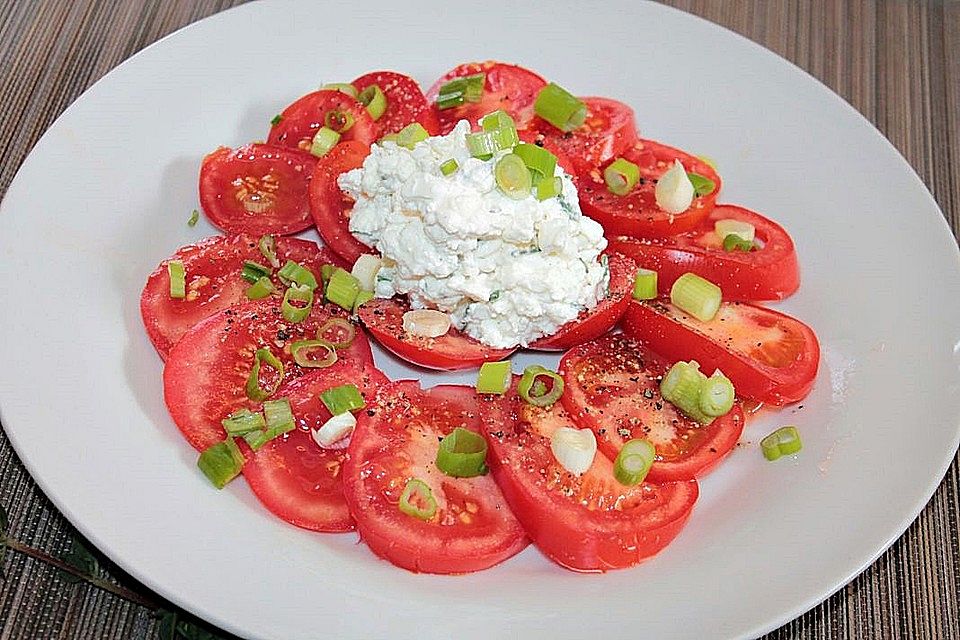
[
  {"left": 270, "top": 114, "right": 282, "bottom": 126},
  {"left": 187, "top": 209, "right": 199, "bottom": 227}
]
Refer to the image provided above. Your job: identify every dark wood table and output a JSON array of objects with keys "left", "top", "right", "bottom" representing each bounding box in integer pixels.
[{"left": 1, "top": 1, "right": 957, "bottom": 638}]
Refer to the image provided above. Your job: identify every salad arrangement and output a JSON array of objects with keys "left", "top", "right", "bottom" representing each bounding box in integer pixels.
[{"left": 140, "top": 61, "right": 820, "bottom": 573}]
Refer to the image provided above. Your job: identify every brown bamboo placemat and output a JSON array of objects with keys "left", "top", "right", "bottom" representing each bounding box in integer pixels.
[{"left": 0, "top": 1, "right": 957, "bottom": 638}]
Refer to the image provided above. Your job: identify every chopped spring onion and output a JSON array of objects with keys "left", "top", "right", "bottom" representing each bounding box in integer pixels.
[
  {"left": 396, "top": 122, "right": 429, "bottom": 149},
  {"left": 312, "top": 411, "right": 357, "bottom": 447},
  {"left": 291, "top": 339, "right": 337, "bottom": 369},
  {"left": 258, "top": 234, "right": 280, "bottom": 268},
  {"left": 320, "top": 384, "right": 365, "bottom": 415},
  {"left": 320, "top": 263, "right": 335, "bottom": 286},
  {"left": 440, "top": 158, "right": 459, "bottom": 176},
  {"left": 402, "top": 309, "right": 451, "bottom": 338},
  {"left": 550, "top": 426, "right": 597, "bottom": 476},
  {"left": 476, "top": 361, "right": 512, "bottom": 395},
  {"left": 321, "top": 82, "right": 359, "bottom": 98},
  {"left": 466, "top": 127, "right": 519, "bottom": 159},
  {"left": 245, "top": 347, "right": 284, "bottom": 402},
  {"left": 613, "top": 439, "right": 656, "bottom": 486},
  {"left": 282, "top": 284, "right": 313, "bottom": 323},
  {"left": 481, "top": 110, "right": 519, "bottom": 148},
  {"left": 723, "top": 234, "right": 755, "bottom": 252},
  {"left": 357, "top": 84, "right": 387, "bottom": 120},
  {"left": 687, "top": 171, "right": 716, "bottom": 197},
  {"left": 221, "top": 408, "right": 265, "bottom": 436},
  {"left": 277, "top": 260, "right": 318, "bottom": 290},
  {"left": 534, "top": 82, "right": 587, "bottom": 132},
  {"left": 350, "top": 254, "right": 382, "bottom": 292},
  {"left": 715, "top": 219, "right": 756, "bottom": 243},
  {"left": 197, "top": 437, "right": 244, "bottom": 489},
  {"left": 245, "top": 276, "right": 275, "bottom": 300},
  {"left": 241, "top": 260, "right": 272, "bottom": 284},
  {"left": 324, "top": 109, "right": 355, "bottom": 133},
  {"left": 699, "top": 370, "right": 735, "bottom": 417},
  {"left": 535, "top": 175, "right": 563, "bottom": 201},
  {"left": 518, "top": 365, "right": 564, "bottom": 407},
  {"left": 670, "top": 272, "right": 722, "bottom": 322},
  {"left": 435, "top": 73, "right": 485, "bottom": 110},
  {"left": 513, "top": 142, "right": 557, "bottom": 179},
  {"left": 310, "top": 126, "right": 341, "bottom": 157},
  {"left": 187, "top": 209, "right": 199, "bottom": 226},
  {"left": 352, "top": 290, "right": 374, "bottom": 313},
  {"left": 436, "top": 427, "right": 489, "bottom": 478},
  {"left": 270, "top": 114, "right": 283, "bottom": 127},
  {"left": 263, "top": 398, "right": 295, "bottom": 436},
  {"left": 761, "top": 426, "right": 802, "bottom": 461},
  {"left": 655, "top": 160, "right": 695, "bottom": 214},
  {"left": 633, "top": 268, "right": 658, "bottom": 301},
  {"left": 168, "top": 260, "right": 186, "bottom": 299},
  {"left": 398, "top": 478, "right": 437, "bottom": 520},
  {"left": 494, "top": 153, "right": 532, "bottom": 200},
  {"left": 604, "top": 157, "right": 641, "bottom": 196},
  {"left": 325, "top": 268, "right": 361, "bottom": 311},
  {"left": 660, "top": 360, "right": 712, "bottom": 424},
  {"left": 317, "top": 317, "right": 356, "bottom": 348}
]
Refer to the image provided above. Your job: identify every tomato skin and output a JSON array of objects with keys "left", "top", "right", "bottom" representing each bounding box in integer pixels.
[
  {"left": 358, "top": 297, "right": 515, "bottom": 370},
  {"left": 308, "top": 140, "right": 376, "bottom": 266},
  {"left": 577, "top": 139, "right": 721, "bottom": 238},
  {"left": 609, "top": 204, "right": 800, "bottom": 301},
  {"left": 559, "top": 334, "right": 745, "bottom": 482},
  {"left": 267, "top": 90, "right": 377, "bottom": 152},
  {"left": 622, "top": 299, "right": 820, "bottom": 406},
  {"left": 528, "top": 252, "right": 636, "bottom": 351},
  {"left": 198, "top": 144, "right": 318, "bottom": 236},
  {"left": 426, "top": 61, "right": 547, "bottom": 133},
  {"left": 351, "top": 71, "right": 440, "bottom": 137},
  {"left": 242, "top": 359, "right": 388, "bottom": 533},
  {"left": 342, "top": 382, "right": 528, "bottom": 574}
]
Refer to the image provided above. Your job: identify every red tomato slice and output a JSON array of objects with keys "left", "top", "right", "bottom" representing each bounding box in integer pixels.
[
  {"left": 358, "top": 297, "right": 515, "bottom": 371},
  {"left": 478, "top": 385, "right": 698, "bottom": 571},
  {"left": 351, "top": 71, "right": 440, "bottom": 137},
  {"left": 163, "top": 298, "right": 372, "bottom": 451},
  {"left": 528, "top": 252, "right": 636, "bottom": 351},
  {"left": 140, "top": 234, "right": 344, "bottom": 359},
  {"left": 242, "top": 359, "right": 388, "bottom": 532},
  {"left": 577, "top": 139, "right": 721, "bottom": 238},
  {"left": 266, "top": 89, "right": 377, "bottom": 152},
  {"left": 342, "top": 382, "right": 528, "bottom": 574},
  {"left": 308, "top": 140, "right": 376, "bottom": 266},
  {"left": 198, "top": 144, "right": 317, "bottom": 236},
  {"left": 622, "top": 299, "right": 820, "bottom": 405},
  {"left": 609, "top": 204, "right": 800, "bottom": 301},
  {"left": 426, "top": 61, "right": 547, "bottom": 134},
  {"left": 559, "top": 334, "right": 745, "bottom": 482},
  {"left": 526, "top": 97, "right": 638, "bottom": 175}
]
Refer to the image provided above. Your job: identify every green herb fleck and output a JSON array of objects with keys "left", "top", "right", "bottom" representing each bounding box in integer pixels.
[
  {"left": 270, "top": 114, "right": 283, "bottom": 126},
  {"left": 187, "top": 209, "right": 199, "bottom": 227}
]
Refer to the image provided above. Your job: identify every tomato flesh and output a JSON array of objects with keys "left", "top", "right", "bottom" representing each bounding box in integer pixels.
[
  {"left": 351, "top": 71, "right": 440, "bottom": 137},
  {"left": 267, "top": 89, "right": 377, "bottom": 152},
  {"left": 342, "top": 382, "right": 528, "bottom": 573}
]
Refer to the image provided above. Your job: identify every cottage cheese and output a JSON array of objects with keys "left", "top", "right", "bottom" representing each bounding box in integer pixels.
[{"left": 338, "top": 120, "right": 609, "bottom": 349}]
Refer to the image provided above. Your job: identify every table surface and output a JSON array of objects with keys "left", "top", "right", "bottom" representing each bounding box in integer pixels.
[{"left": 1, "top": 1, "right": 958, "bottom": 638}]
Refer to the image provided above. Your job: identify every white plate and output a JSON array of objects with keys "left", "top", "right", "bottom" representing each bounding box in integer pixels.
[{"left": 1, "top": 1, "right": 958, "bottom": 638}]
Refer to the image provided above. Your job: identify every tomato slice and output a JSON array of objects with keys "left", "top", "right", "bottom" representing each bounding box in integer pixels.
[
  {"left": 478, "top": 385, "right": 698, "bottom": 571},
  {"left": 351, "top": 71, "right": 440, "bottom": 137},
  {"left": 609, "top": 204, "right": 800, "bottom": 301},
  {"left": 163, "top": 298, "right": 372, "bottom": 451},
  {"left": 622, "top": 299, "right": 820, "bottom": 405},
  {"left": 525, "top": 97, "right": 638, "bottom": 175},
  {"left": 266, "top": 89, "right": 378, "bottom": 152},
  {"left": 528, "top": 252, "right": 636, "bottom": 351},
  {"left": 426, "top": 61, "right": 547, "bottom": 134},
  {"left": 242, "top": 359, "right": 388, "bottom": 532},
  {"left": 198, "top": 144, "right": 318, "bottom": 236},
  {"left": 559, "top": 334, "right": 745, "bottom": 482},
  {"left": 358, "top": 297, "right": 515, "bottom": 370},
  {"left": 342, "top": 382, "right": 528, "bottom": 573},
  {"left": 140, "top": 234, "right": 344, "bottom": 359},
  {"left": 308, "top": 140, "right": 376, "bottom": 266},
  {"left": 577, "top": 139, "right": 721, "bottom": 238}
]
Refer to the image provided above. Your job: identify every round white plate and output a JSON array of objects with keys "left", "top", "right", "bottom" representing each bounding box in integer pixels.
[{"left": 1, "top": 2, "right": 958, "bottom": 638}]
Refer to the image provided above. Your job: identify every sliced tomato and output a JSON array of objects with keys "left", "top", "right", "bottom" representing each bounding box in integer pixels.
[
  {"left": 577, "top": 139, "right": 721, "bottom": 238},
  {"left": 198, "top": 144, "right": 317, "bottom": 236},
  {"left": 478, "top": 385, "right": 698, "bottom": 571},
  {"left": 426, "top": 61, "right": 547, "bottom": 134},
  {"left": 140, "top": 234, "right": 343, "bottom": 359},
  {"left": 308, "top": 140, "right": 376, "bottom": 266},
  {"left": 559, "top": 334, "right": 744, "bottom": 482},
  {"left": 266, "top": 89, "right": 377, "bottom": 152},
  {"left": 609, "top": 204, "right": 800, "bottom": 301},
  {"left": 242, "top": 359, "right": 388, "bottom": 532},
  {"left": 358, "top": 297, "right": 514, "bottom": 370},
  {"left": 163, "top": 298, "right": 372, "bottom": 451},
  {"left": 351, "top": 71, "right": 440, "bottom": 137},
  {"left": 525, "top": 97, "right": 638, "bottom": 175},
  {"left": 528, "top": 252, "right": 635, "bottom": 351},
  {"left": 622, "top": 299, "right": 820, "bottom": 405},
  {"left": 342, "top": 381, "right": 528, "bottom": 573}
]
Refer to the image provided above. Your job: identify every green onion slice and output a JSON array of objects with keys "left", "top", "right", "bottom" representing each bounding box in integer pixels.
[
  {"left": 282, "top": 283, "right": 314, "bottom": 323},
  {"left": 699, "top": 370, "right": 735, "bottom": 417},
  {"left": 198, "top": 437, "right": 244, "bottom": 489},
  {"left": 277, "top": 260, "right": 318, "bottom": 290},
  {"left": 534, "top": 82, "right": 587, "bottom": 132},
  {"left": 320, "top": 384, "right": 365, "bottom": 415},
  {"left": 310, "top": 126, "right": 341, "bottom": 157},
  {"left": 241, "top": 260, "right": 272, "bottom": 284},
  {"left": 396, "top": 122, "right": 429, "bottom": 149},
  {"left": 466, "top": 127, "right": 518, "bottom": 159},
  {"left": 398, "top": 478, "right": 437, "bottom": 520},
  {"left": 270, "top": 114, "right": 283, "bottom": 127},
  {"left": 494, "top": 153, "right": 532, "bottom": 200},
  {"left": 660, "top": 360, "right": 712, "bottom": 424},
  {"left": 613, "top": 439, "right": 656, "bottom": 486},
  {"left": 321, "top": 83, "right": 359, "bottom": 98},
  {"left": 435, "top": 73, "right": 485, "bottom": 110},
  {"left": 518, "top": 365, "right": 564, "bottom": 407},
  {"left": 476, "top": 361, "right": 511, "bottom": 395},
  {"left": 258, "top": 234, "right": 280, "bottom": 268},
  {"left": 670, "top": 272, "right": 722, "bottom": 322},
  {"left": 352, "top": 290, "right": 374, "bottom": 314},
  {"left": 263, "top": 398, "right": 296, "bottom": 436},
  {"left": 358, "top": 84, "right": 387, "bottom": 120},
  {"left": 317, "top": 317, "right": 356, "bottom": 348},
  {"left": 324, "top": 109, "right": 355, "bottom": 133},
  {"left": 761, "top": 426, "right": 802, "bottom": 461},
  {"left": 535, "top": 175, "right": 562, "bottom": 201},
  {"left": 187, "top": 209, "right": 199, "bottom": 227},
  {"left": 514, "top": 142, "right": 557, "bottom": 179},
  {"left": 604, "top": 157, "right": 641, "bottom": 196},
  {"left": 633, "top": 268, "right": 658, "bottom": 301},
  {"left": 687, "top": 171, "right": 716, "bottom": 197},
  {"left": 319, "top": 263, "right": 335, "bottom": 286},
  {"left": 325, "top": 268, "right": 361, "bottom": 311},
  {"left": 245, "top": 347, "right": 284, "bottom": 402},
  {"left": 722, "top": 234, "right": 755, "bottom": 252},
  {"left": 221, "top": 408, "right": 265, "bottom": 436},
  {"left": 168, "top": 260, "right": 186, "bottom": 299},
  {"left": 435, "top": 427, "right": 489, "bottom": 478},
  {"left": 440, "top": 158, "right": 459, "bottom": 176},
  {"left": 291, "top": 339, "right": 337, "bottom": 369},
  {"left": 481, "top": 110, "right": 519, "bottom": 149},
  {"left": 245, "top": 276, "right": 276, "bottom": 300}
]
